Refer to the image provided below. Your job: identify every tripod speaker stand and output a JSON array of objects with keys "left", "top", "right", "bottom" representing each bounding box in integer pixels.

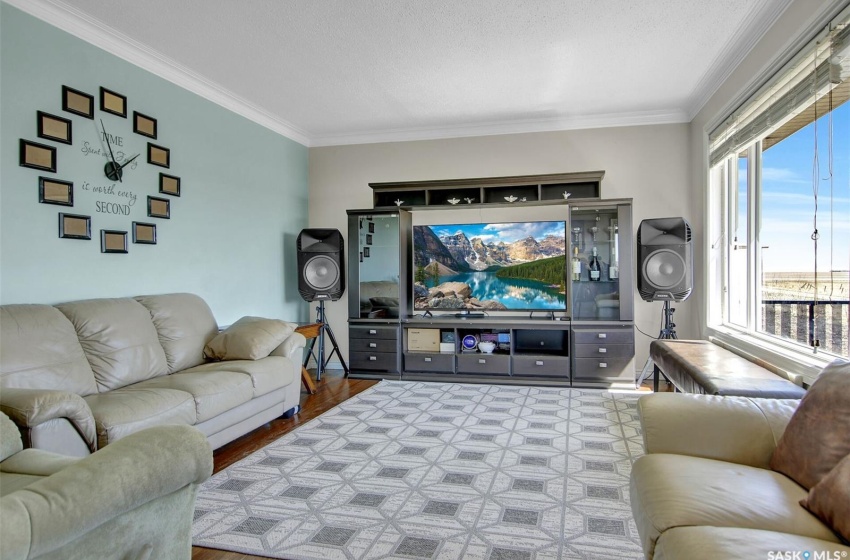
[
  {"left": 636, "top": 301, "right": 678, "bottom": 391},
  {"left": 303, "top": 300, "right": 349, "bottom": 382}
]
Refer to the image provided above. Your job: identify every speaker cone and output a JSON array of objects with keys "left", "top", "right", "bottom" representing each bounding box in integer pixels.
[
  {"left": 643, "top": 249, "right": 686, "bottom": 290},
  {"left": 303, "top": 255, "right": 339, "bottom": 290}
]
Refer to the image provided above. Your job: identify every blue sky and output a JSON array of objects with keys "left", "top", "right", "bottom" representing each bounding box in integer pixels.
[
  {"left": 741, "top": 100, "right": 849, "bottom": 273},
  {"left": 430, "top": 221, "right": 566, "bottom": 245}
]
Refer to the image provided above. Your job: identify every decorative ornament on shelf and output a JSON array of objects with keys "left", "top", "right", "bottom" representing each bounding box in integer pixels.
[
  {"left": 447, "top": 198, "right": 460, "bottom": 205},
  {"left": 394, "top": 199, "right": 404, "bottom": 206},
  {"left": 563, "top": 191, "right": 571, "bottom": 199},
  {"left": 520, "top": 197, "right": 527, "bottom": 202},
  {"left": 464, "top": 197, "right": 475, "bottom": 204},
  {"left": 504, "top": 195, "right": 518, "bottom": 203}
]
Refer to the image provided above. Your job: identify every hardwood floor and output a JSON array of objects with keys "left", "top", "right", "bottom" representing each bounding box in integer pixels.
[
  {"left": 191, "top": 370, "right": 378, "bottom": 560},
  {"left": 190, "top": 371, "right": 670, "bottom": 559}
]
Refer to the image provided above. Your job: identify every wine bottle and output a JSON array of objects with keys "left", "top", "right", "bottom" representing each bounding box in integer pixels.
[
  {"left": 588, "top": 247, "right": 601, "bottom": 281},
  {"left": 572, "top": 246, "right": 581, "bottom": 281}
]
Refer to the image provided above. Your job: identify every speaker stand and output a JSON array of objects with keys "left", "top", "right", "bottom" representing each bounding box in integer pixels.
[
  {"left": 636, "top": 300, "right": 677, "bottom": 392},
  {"left": 305, "top": 300, "right": 350, "bottom": 382}
]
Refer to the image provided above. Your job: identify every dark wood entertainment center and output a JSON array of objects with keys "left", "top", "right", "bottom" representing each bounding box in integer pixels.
[{"left": 346, "top": 171, "right": 635, "bottom": 388}]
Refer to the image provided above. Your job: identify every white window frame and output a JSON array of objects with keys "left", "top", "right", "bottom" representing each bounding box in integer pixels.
[{"left": 704, "top": 4, "right": 850, "bottom": 386}]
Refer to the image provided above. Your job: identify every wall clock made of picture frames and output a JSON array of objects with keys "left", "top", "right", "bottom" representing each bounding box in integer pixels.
[{"left": 19, "top": 85, "right": 181, "bottom": 253}]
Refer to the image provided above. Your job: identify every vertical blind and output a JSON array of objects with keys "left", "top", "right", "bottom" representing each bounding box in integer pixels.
[{"left": 709, "top": 10, "right": 850, "bottom": 167}]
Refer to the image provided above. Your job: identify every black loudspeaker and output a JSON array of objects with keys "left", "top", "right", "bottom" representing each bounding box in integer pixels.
[
  {"left": 297, "top": 229, "right": 345, "bottom": 301},
  {"left": 637, "top": 217, "right": 693, "bottom": 302}
]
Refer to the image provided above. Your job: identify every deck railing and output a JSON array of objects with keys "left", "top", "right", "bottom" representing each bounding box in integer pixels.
[{"left": 761, "top": 299, "right": 849, "bottom": 357}]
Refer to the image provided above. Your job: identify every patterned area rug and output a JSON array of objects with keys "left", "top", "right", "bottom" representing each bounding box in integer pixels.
[{"left": 192, "top": 381, "right": 644, "bottom": 559}]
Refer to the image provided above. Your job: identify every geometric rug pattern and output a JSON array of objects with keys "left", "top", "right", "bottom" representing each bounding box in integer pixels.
[{"left": 192, "top": 380, "right": 644, "bottom": 559}]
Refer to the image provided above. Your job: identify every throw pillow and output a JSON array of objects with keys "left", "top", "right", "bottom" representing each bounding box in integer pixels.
[
  {"left": 204, "top": 316, "right": 295, "bottom": 361},
  {"left": 800, "top": 453, "right": 850, "bottom": 543},
  {"left": 770, "top": 359, "right": 850, "bottom": 489}
]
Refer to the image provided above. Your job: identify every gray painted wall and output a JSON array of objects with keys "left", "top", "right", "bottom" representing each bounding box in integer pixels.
[{"left": 0, "top": 4, "right": 309, "bottom": 324}]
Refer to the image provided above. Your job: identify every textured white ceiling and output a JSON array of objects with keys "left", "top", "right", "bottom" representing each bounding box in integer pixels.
[{"left": 18, "top": 0, "right": 787, "bottom": 145}]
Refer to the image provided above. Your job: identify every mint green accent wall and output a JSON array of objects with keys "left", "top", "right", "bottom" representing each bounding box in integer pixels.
[{"left": 0, "top": 4, "right": 308, "bottom": 323}]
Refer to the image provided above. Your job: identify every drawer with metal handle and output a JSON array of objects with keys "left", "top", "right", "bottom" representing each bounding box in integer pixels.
[
  {"left": 349, "top": 351, "right": 398, "bottom": 372},
  {"left": 511, "top": 355, "right": 570, "bottom": 378},
  {"left": 403, "top": 352, "right": 455, "bottom": 373},
  {"left": 350, "top": 337, "right": 398, "bottom": 353},
  {"left": 572, "top": 329, "right": 634, "bottom": 345},
  {"left": 572, "top": 343, "right": 635, "bottom": 359},
  {"left": 349, "top": 326, "right": 399, "bottom": 341},
  {"left": 573, "top": 357, "right": 634, "bottom": 380},
  {"left": 456, "top": 353, "right": 510, "bottom": 375}
]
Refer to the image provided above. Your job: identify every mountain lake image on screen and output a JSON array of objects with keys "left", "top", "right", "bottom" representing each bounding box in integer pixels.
[{"left": 412, "top": 221, "right": 567, "bottom": 311}]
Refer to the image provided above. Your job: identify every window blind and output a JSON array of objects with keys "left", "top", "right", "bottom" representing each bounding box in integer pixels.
[{"left": 709, "top": 11, "right": 850, "bottom": 168}]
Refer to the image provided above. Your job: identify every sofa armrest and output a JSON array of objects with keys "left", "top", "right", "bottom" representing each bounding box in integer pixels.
[
  {"left": 638, "top": 393, "right": 799, "bottom": 469},
  {"left": 0, "top": 424, "right": 212, "bottom": 560},
  {"left": 0, "top": 389, "right": 97, "bottom": 453},
  {"left": 270, "top": 331, "right": 307, "bottom": 363}
]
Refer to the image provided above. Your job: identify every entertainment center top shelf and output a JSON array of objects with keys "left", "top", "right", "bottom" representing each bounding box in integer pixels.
[{"left": 370, "top": 170, "right": 603, "bottom": 209}]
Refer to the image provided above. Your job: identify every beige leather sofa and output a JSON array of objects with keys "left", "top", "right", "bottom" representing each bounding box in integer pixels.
[
  {"left": 0, "top": 293, "right": 305, "bottom": 456},
  {"left": 0, "top": 411, "right": 212, "bottom": 560},
  {"left": 630, "top": 393, "right": 850, "bottom": 559}
]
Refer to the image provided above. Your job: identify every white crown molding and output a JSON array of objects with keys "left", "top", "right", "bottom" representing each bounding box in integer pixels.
[
  {"left": 685, "top": 0, "right": 795, "bottom": 120},
  {"left": 4, "top": 0, "right": 312, "bottom": 147},
  {"left": 310, "top": 109, "right": 690, "bottom": 147}
]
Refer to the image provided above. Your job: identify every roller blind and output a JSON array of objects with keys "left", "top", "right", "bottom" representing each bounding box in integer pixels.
[{"left": 709, "top": 11, "right": 850, "bottom": 167}]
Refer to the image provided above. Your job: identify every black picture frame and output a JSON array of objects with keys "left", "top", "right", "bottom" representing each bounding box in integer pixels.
[
  {"left": 147, "top": 196, "right": 171, "bottom": 219},
  {"left": 62, "top": 85, "right": 94, "bottom": 119},
  {"left": 159, "top": 173, "right": 180, "bottom": 196},
  {"left": 359, "top": 251, "right": 363, "bottom": 263},
  {"left": 132, "top": 222, "right": 157, "bottom": 244},
  {"left": 366, "top": 234, "right": 373, "bottom": 245},
  {"left": 20, "top": 139, "right": 57, "bottom": 172},
  {"left": 368, "top": 222, "right": 375, "bottom": 233},
  {"left": 37, "top": 111, "right": 72, "bottom": 144},
  {"left": 39, "top": 177, "right": 73, "bottom": 206},
  {"left": 363, "top": 247, "right": 370, "bottom": 258},
  {"left": 58, "top": 213, "right": 91, "bottom": 240},
  {"left": 100, "top": 87, "right": 127, "bottom": 118},
  {"left": 147, "top": 143, "right": 170, "bottom": 168},
  {"left": 133, "top": 111, "right": 157, "bottom": 138},
  {"left": 101, "top": 230, "right": 128, "bottom": 253}
]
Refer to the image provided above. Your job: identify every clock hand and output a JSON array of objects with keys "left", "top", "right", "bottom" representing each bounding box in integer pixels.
[
  {"left": 118, "top": 154, "right": 139, "bottom": 171},
  {"left": 100, "top": 119, "right": 122, "bottom": 183}
]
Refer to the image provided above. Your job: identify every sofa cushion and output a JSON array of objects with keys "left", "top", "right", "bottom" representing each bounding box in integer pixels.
[
  {"left": 654, "top": 526, "right": 850, "bottom": 560},
  {"left": 0, "top": 304, "right": 98, "bottom": 396},
  {"left": 181, "top": 357, "right": 294, "bottom": 398},
  {"left": 770, "top": 359, "right": 850, "bottom": 489},
  {"left": 0, "top": 413, "right": 23, "bottom": 462},
  {"left": 630, "top": 453, "right": 839, "bottom": 558},
  {"left": 204, "top": 316, "right": 295, "bottom": 361},
  {"left": 57, "top": 298, "right": 168, "bottom": 392},
  {"left": 801, "top": 452, "right": 850, "bottom": 543},
  {"left": 84, "top": 387, "right": 196, "bottom": 448},
  {"left": 134, "top": 293, "right": 219, "bottom": 374},
  {"left": 131, "top": 371, "right": 254, "bottom": 422}
]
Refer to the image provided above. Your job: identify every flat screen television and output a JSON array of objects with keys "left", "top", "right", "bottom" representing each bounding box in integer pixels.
[{"left": 413, "top": 221, "right": 567, "bottom": 312}]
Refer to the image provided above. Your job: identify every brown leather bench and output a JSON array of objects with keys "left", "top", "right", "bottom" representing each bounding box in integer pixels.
[{"left": 649, "top": 339, "right": 806, "bottom": 398}]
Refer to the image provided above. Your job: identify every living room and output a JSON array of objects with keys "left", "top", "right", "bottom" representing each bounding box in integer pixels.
[{"left": 1, "top": 0, "right": 848, "bottom": 559}]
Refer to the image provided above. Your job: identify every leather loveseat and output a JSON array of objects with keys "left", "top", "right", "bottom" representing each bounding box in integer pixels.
[
  {"left": 0, "top": 411, "right": 212, "bottom": 560},
  {"left": 630, "top": 387, "right": 850, "bottom": 559},
  {"left": 0, "top": 293, "right": 305, "bottom": 456}
]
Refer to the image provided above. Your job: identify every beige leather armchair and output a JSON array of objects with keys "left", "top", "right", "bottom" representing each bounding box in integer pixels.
[
  {"left": 0, "top": 412, "right": 212, "bottom": 560},
  {"left": 630, "top": 393, "right": 850, "bottom": 559}
]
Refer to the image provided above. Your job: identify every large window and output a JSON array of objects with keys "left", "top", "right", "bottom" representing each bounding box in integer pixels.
[{"left": 709, "top": 9, "right": 850, "bottom": 363}]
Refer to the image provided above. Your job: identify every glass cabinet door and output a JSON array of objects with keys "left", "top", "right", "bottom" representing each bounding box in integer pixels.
[
  {"left": 353, "top": 214, "right": 401, "bottom": 319},
  {"left": 570, "top": 206, "right": 623, "bottom": 320}
]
